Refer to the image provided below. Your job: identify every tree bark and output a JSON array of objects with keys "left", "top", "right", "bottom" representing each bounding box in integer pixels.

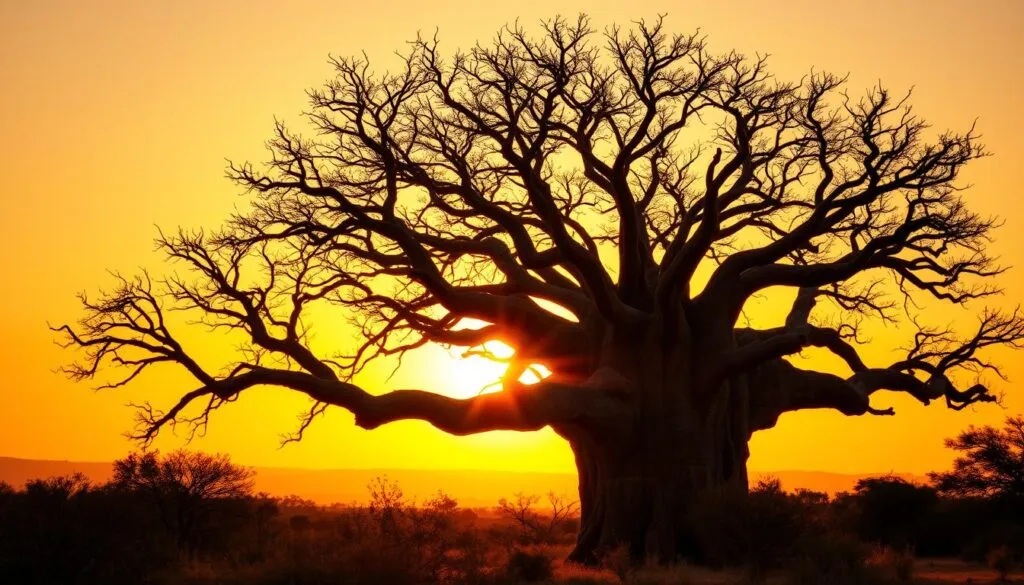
[
  {"left": 561, "top": 326, "right": 750, "bottom": 564},
  {"left": 564, "top": 413, "right": 749, "bottom": 563}
]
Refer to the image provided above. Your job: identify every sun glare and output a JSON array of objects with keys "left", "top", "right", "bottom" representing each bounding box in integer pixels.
[
  {"left": 442, "top": 348, "right": 508, "bottom": 399},
  {"left": 429, "top": 325, "right": 552, "bottom": 399},
  {"left": 440, "top": 351, "right": 553, "bottom": 399}
]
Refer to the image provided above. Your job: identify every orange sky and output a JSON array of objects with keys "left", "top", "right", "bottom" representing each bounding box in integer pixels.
[{"left": 1, "top": 0, "right": 1023, "bottom": 476}]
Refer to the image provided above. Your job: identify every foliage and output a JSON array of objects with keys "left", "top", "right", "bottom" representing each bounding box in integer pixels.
[
  {"left": 930, "top": 416, "right": 1024, "bottom": 500},
  {"left": 852, "top": 476, "right": 937, "bottom": 549},
  {"left": 505, "top": 548, "right": 555, "bottom": 582},
  {"left": 279, "top": 475, "right": 494, "bottom": 585},
  {"left": 113, "top": 450, "right": 255, "bottom": 498},
  {"left": 686, "top": 477, "right": 809, "bottom": 573},
  {"left": 785, "top": 531, "right": 876, "bottom": 585},
  {"left": 112, "top": 450, "right": 256, "bottom": 556},
  {"left": 0, "top": 474, "right": 176, "bottom": 585},
  {"left": 597, "top": 544, "right": 633, "bottom": 582},
  {"left": 865, "top": 545, "right": 915, "bottom": 583},
  {"left": 4, "top": 448, "right": 1024, "bottom": 584}
]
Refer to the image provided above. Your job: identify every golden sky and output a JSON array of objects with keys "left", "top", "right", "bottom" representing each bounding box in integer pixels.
[{"left": 1, "top": 0, "right": 1023, "bottom": 475}]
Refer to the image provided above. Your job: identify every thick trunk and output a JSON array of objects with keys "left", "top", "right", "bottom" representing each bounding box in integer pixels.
[
  {"left": 565, "top": 423, "right": 749, "bottom": 564},
  {"left": 560, "top": 325, "right": 750, "bottom": 564}
]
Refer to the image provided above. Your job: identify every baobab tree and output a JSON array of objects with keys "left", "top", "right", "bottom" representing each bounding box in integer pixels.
[{"left": 56, "top": 17, "right": 1024, "bottom": 562}]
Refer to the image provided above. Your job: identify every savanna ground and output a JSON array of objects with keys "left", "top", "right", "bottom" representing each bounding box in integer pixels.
[{"left": 1, "top": 450, "right": 1022, "bottom": 585}]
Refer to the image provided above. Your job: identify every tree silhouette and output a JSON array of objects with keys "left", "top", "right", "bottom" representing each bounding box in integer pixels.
[
  {"left": 112, "top": 450, "right": 254, "bottom": 556},
  {"left": 930, "top": 416, "right": 1024, "bottom": 500},
  {"left": 55, "top": 16, "right": 1024, "bottom": 562},
  {"left": 498, "top": 491, "right": 579, "bottom": 544},
  {"left": 852, "top": 476, "right": 937, "bottom": 550}
]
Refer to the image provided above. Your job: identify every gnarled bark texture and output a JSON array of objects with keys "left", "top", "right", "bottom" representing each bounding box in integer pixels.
[{"left": 556, "top": 324, "right": 774, "bottom": 562}]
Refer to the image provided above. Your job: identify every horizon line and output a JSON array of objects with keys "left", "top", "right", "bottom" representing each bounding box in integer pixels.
[{"left": 0, "top": 454, "right": 931, "bottom": 478}]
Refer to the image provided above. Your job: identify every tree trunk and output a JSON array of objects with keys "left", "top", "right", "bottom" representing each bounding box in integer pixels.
[{"left": 561, "top": 326, "right": 750, "bottom": 565}]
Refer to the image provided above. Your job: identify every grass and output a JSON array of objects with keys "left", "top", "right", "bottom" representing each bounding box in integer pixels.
[{"left": 539, "top": 557, "right": 1023, "bottom": 585}]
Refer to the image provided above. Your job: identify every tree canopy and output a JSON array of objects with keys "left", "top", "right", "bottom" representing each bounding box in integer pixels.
[
  {"left": 930, "top": 416, "right": 1024, "bottom": 500},
  {"left": 55, "top": 16, "right": 1023, "bottom": 517}
]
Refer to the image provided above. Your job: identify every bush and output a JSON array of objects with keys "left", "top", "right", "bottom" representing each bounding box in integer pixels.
[
  {"left": 0, "top": 476, "right": 179, "bottom": 585},
  {"left": 686, "top": 477, "right": 813, "bottom": 575},
  {"left": 785, "top": 532, "right": 877, "bottom": 585},
  {"left": 866, "top": 545, "right": 915, "bottom": 582},
  {"left": 498, "top": 492, "right": 579, "bottom": 546},
  {"left": 4, "top": 451, "right": 1021, "bottom": 585},
  {"left": 504, "top": 548, "right": 554, "bottom": 583},
  {"left": 281, "top": 478, "right": 492, "bottom": 585},
  {"left": 852, "top": 476, "right": 936, "bottom": 551}
]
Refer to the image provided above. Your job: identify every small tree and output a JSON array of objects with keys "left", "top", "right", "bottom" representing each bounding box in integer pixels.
[
  {"left": 112, "top": 450, "right": 255, "bottom": 556},
  {"left": 931, "top": 417, "right": 1024, "bottom": 564},
  {"left": 367, "top": 475, "right": 406, "bottom": 541},
  {"left": 853, "top": 476, "right": 936, "bottom": 550},
  {"left": 498, "top": 491, "right": 579, "bottom": 544},
  {"left": 930, "top": 416, "right": 1024, "bottom": 500}
]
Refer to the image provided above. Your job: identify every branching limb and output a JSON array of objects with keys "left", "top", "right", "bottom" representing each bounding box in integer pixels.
[
  {"left": 132, "top": 365, "right": 630, "bottom": 442},
  {"left": 738, "top": 303, "right": 1024, "bottom": 426}
]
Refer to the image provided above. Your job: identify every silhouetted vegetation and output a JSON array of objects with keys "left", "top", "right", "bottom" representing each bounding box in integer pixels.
[
  {"left": 498, "top": 492, "right": 579, "bottom": 545},
  {"left": 849, "top": 476, "right": 938, "bottom": 551},
  {"left": 930, "top": 416, "right": 1024, "bottom": 501},
  {"left": 3, "top": 419, "right": 1024, "bottom": 584},
  {"left": 111, "top": 450, "right": 256, "bottom": 558}
]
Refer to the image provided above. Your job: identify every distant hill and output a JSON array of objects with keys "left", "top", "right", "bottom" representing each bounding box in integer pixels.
[
  {"left": 0, "top": 457, "right": 116, "bottom": 488},
  {"left": 0, "top": 456, "right": 929, "bottom": 507}
]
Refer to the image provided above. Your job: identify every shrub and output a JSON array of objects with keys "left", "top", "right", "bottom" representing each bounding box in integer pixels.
[
  {"left": 866, "top": 545, "right": 915, "bottom": 582},
  {"left": 498, "top": 492, "right": 579, "bottom": 546},
  {"left": 852, "top": 476, "right": 937, "bottom": 550},
  {"left": 505, "top": 548, "right": 554, "bottom": 583},
  {"left": 598, "top": 543, "right": 633, "bottom": 582},
  {"left": 785, "top": 531, "right": 876, "bottom": 585},
  {"left": 686, "top": 477, "right": 812, "bottom": 576}
]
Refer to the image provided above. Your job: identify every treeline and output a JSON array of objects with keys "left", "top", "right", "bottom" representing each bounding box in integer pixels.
[
  {"left": 0, "top": 450, "right": 578, "bottom": 585},
  {"left": 0, "top": 417, "right": 1021, "bottom": 585},
  {"left": 690, "top": 475, "right": 1023, "bottom": 583}
]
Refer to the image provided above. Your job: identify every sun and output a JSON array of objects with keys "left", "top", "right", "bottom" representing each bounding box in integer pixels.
[
  {"left": 421, "top": 330, "right": 551, "bottom": 400},
  {"left": 441, "top": 345, "right": 510, "bottom": 399}
]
